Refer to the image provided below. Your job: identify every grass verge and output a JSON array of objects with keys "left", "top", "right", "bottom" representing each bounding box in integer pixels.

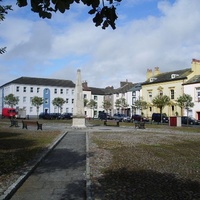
[{"left": 0, "top": 126, "right": 62, "bottom": 195}]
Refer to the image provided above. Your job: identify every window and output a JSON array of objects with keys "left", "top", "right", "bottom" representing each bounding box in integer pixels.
[
  {"left": 23, "top": 97, "right": 26, "bottom": 103},
  {"left": 23, "top": 87, "right": 26, "bottom": 92},
  {"left": 72, "top": 99, "right": 74, "bottom": 104},
  {"left": 30, "top": 87, "right": 33, "bottom": 93},
  {"left": 195, "top": 87, "right": 200, "bottom": 101},
  {"left": 60, "top": 89, "right": 63, "bottom": 94},
  {"left": 37, "top": 87, "right": 40, "bottom": 93},
  {"left": 94, "top": 110, "right": 97, "bottom": 117},
  {"left": 170, "top": 89, "right": 174, "bottom": 99},
  {"left": 172, "top": 105, "right": 174, "bottom": 111},
  {"left": 16, "top": 86, "right": 19, "bottom": 92},
  {"left": 132, "top": 97, "right": 136, "bottom": 103},
  {"left": 84, "top": 94, "right": 87, "bottom": 99},
  {"left": 132, "top": 91, "right": 136, "bottom": 96},
  {"left": 149, "top": 107, "right": 152, "bottom": 112},
  {"left": 45, "top": 98, "right": 48, "bottom": 104},
  {"left": 30, "top": 107, "right": 33, "bottom": 112},
  {"left": 94, "top": 96, "right": 97, "bottom": 101},
  {"left": 30, "top": 97, "right": 33, "bottom": 103},
  {"left": 148, "top": 92, "right": 152, "bottom": 101},
  {"left": 66, "top": 108, "right": 69, "bottom": 113},
  {"left": 66, "top": 89, "right": 69, "bottom": 94},
  {"left": 159, "top": 90, "right": 163, "bottom": 96},
  {"left": 72, "top": 89, "right": 74, "bottom": 95},
  {"left": 66, "top": 98, "right": 69, "bottom": 103},
  {"left": 45, "top": 89, "right": 48, "bottom": 94},
  {"left": 54, "top": 88, "right": 57, "bottom": 94}
]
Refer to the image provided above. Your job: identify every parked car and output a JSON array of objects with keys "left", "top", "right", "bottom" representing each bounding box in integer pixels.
[
  {"left": 181, "top": 116, "right": 200, "bottom": 125},
  {"left": 60, "top": 113, "right": 73, "bottom": 119},
  {"left": 98, "top": 111, "right": 107, "bottom": 120},
  {"left": 122, "top": 115, "right": 131, "bottom": 122},
  {"left": 39, "top": 112, "right": 52, "bottom": 119},
  {"left": 107, "top": 114, "right": 113, "bottom": 120},
  {"left": 132, "top": 114, "right": 149, "bottom": 122},
  {"left": 50, "top": 113, "right": 62, "bottom": 119},
  {"left": 151, "top": 113, "right": 169, "bottom": 123},
  {"left": 112, "top": 114, "right": 124, "bottom": 122}
]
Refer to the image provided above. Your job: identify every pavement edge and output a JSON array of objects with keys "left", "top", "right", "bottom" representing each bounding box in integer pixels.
[{"left": 86, "top": 131, "right": 93, "bottom": 200}]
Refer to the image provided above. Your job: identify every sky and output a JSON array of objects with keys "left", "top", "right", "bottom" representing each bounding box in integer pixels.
[{"left": 1, "top": 0, "right": 200, "bottom": 88}]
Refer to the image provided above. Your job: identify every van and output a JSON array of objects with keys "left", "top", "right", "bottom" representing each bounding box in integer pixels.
[
  {"left": 152, "top": 113, "right": 169, "bottom": 123},
  {"left": 2, "top": 108, "right": 17, "bottom": 118}
]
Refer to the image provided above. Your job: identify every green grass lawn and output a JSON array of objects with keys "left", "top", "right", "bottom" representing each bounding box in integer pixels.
[{"left": 0, "top": 123, "right": 62, "bottom": 194}]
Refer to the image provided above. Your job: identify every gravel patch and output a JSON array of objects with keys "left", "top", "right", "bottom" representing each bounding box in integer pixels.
[{"left": 88, "top": 129, "right": 200, "bottom": 199}]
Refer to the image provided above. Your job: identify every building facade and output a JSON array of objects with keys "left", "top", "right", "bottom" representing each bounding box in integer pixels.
[
  {"left": 1, "top": 58, "right": 200, "bottom": 120},
  {"left": 0, "top": 77, "right": 75, "bottom": 117},
  {"left": 142, "top": 59, "right": 200, "bottom": 119}
]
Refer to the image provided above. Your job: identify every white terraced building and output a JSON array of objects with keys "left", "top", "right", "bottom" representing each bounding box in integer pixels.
[{"left": 0, "top": 77, "right": 105, "bottom": 118}]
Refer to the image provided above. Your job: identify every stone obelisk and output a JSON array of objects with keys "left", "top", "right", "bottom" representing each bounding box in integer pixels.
[{"left": 72, "top": 69, "right": 86, "bottom": 128}]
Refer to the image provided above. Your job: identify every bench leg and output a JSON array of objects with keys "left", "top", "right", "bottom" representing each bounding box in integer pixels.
[
  {"left": 22, "top": 124, "right": 27, "bottom": 129},
  {"left": 37, "top": 124, "right": 42, "bottom": 130},
  {"left": 15, "top": 121, "right": 19, "bottom": 127}
]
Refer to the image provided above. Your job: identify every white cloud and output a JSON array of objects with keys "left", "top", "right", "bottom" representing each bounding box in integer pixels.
[{"left": 1, "top": 0, "right": 200, "bottom": 89}]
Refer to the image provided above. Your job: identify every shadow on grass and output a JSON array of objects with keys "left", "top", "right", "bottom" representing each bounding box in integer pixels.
[
  {"left": 92, "top": 168, "right": 200, "bottom": 200},
  {"left": 0, "top": 132, "right": 22, "bottom": 139},
  {"left": 0, "top": 138, "right": 36, "bottom": 150},
  {"left": 0, "top": 131, "right": 43, "bottom": 175}
]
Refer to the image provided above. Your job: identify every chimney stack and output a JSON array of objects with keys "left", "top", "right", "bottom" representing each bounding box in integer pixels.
[
  {"left": 154, "top": 67, "right": 160, "bottom": 76},
  {"left": 146, "top": 69, "right": 153, "bottom": 80}
]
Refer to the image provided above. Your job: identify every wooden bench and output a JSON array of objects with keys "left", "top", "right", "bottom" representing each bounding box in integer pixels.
[
  {"left": 10, "top": 119, "right": 20, "bottom": 127},
  {"left": 22, "top": 120, "right": 43, "bottom": 130},
  {"left": 104, "top": 120, "right": 120, "bottom": 127},
  {"left": 135, "top": 121, "right": 145, "bottom": 129}
]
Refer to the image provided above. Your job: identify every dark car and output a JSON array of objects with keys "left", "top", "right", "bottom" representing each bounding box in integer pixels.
[
  {"left": 132, "top": 114, "right": 149, "bottom": 122},
  {"left": 98, "top": 111, "right": 107, "bottom": 120},
  {"left": 112, "top": 113, "right": 124, "bottom": 122},
  {"left": 39, "top": 112, "right": 52, "bottom": 119},
  {"left": 152, "top": 113, "right": 169, "bottom": 123},
  {"left": 50, "top": 113, "right": 62, "bottom": 119},
  {"left": 181, "top": 116, "right": 200, "bottom": 125},
  {"left": 61, "top": 113, "right": 73, "bottom": 119}
]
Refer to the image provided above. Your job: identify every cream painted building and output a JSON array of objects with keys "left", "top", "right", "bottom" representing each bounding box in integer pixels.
[{"left": 142, "top": 59, "right": 200, "bottom": 119}]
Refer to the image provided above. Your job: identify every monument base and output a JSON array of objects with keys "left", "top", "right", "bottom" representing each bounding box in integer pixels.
[{"left": 72, "top": 117, "right": 86, "bottom": 128}]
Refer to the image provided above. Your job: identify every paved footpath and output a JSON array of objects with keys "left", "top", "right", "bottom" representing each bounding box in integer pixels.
[{"left": 10, "top": 131, "right": 86, "bottom": 200}]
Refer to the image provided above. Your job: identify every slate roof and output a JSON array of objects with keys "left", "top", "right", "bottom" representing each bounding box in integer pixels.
[
  {"left": 89, "top": 87, "right": 106, "bottom": 95},
  {"left": 0, "top": 77, "right": 75, "bottom": 88},
  {"left": 128, "top": 83, "right": 142, "bottom": 92},
  {"left": 142, "top": 68, "right": 192, "bottom": 85},
  {"left": 183, "top": 75, "right": 200, "bottom": 85},
  {"left": 114, "top": 82, "right": 135, "bottom": 94}
]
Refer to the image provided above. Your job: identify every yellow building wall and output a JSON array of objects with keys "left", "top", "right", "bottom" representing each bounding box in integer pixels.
[
  {"left": 142, "top": 80, "right": 185, "bottom": 118},
  {"left": 142, "top": 59, "right": 200, "bottom": 119}
]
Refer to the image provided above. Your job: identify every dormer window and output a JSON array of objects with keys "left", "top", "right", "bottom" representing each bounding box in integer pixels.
[
  {"left": 171, "top": 74, "right": 179, "bottom": 79},
  {"left": 150, "top": 78, "right": 157, "bottom": 82}
]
